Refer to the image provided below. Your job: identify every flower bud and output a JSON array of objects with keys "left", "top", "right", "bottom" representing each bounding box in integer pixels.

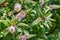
[
  {"left": 39, "top": 0, "right": 44, "bottom": 7},
  {"left": 8, "top": 25, "right": 16, "bottom": 33},
  {"left": 14, "top": 3, "right": 22, "bottom": 12},
  {"left": 16, "top": 11, "right": 26, "bottom": 21}
]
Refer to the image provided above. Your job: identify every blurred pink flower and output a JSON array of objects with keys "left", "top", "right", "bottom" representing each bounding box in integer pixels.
[
  {"left": 20, "top": 35, "right": 27, "bottom": 40},
  {"left": 14, "top": 3, "right": 22, "bottom": 12},
  {"left": 8, "top": 25, "right": 16, "bottom": 33},
  {"left": 16, "top": 11, "right": 26, "bottom": 21}
]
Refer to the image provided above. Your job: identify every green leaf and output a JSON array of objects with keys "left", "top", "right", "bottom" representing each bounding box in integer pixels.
[
  {"left": 46, "top": 13, "right": 52, "bottom": 19},
  {"left": 32, "top": 17, "right": 42, "bottom": 25},
  {"left": 27, "top": 34, "right": 36, "bottom": 39},
  {"left": 44, "top": 23, "right": 50, "bottom": 29},
  {"left": 18, "top": 23, "right": 29, "bottom": 27},
  {"left": 49, "top": 18, "right": 56, "bottom": 21},
  {"left": 49, "top": 5, "right": 60, "bottom": 10},
  {"left": 16, "top": 27, "right": 22, "bottom": 32},
  {"left": 0, "top": 0, "right": 5, "bottom": 4},
  {"left": 40, "top": 24, "right": 44, "bottom": 28},
  {"left": 24, "top": 30, "right": 29, "bottom": 35},
  {"left": 0, "top": 34, "right": 3, "bottom": 38},
  {"left": 3, "top": 21, "right": 9, "bottom": 27},
  {"left": 0, "top": 20, "right": 6, "bottom": 22}
]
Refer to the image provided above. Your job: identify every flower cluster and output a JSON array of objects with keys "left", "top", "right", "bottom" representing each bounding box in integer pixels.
[{"left": 8, "top": 25, "right": 16, "bottom": 33}]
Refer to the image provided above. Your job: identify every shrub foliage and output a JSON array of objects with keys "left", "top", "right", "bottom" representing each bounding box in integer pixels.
[{"left": 0, "top": 0, "right": 60, "bottom": 40}]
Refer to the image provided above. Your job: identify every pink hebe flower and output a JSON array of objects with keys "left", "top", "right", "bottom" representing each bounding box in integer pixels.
[
  {"left": 14, "top": 3, "right": 22, "bottom": 12},
  {"left": 8, "top": 25, "right": 16, "bottom": 33},
  {"left": 16, "top": 11, "right": 26, "bottom": 21},
  {"left": 20, "top": 35, "right": 27, "bottom": 40}
]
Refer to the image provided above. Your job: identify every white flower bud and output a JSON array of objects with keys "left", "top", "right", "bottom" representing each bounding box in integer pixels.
[
  {"left": 39, "top": 0, "right": 44, "bottom": 7},
  {"left": 14, "top": 3, "right": 22, "bottom": 12},
  {"left": 8, "top": 25, "right": 16, "bottom": 33}
]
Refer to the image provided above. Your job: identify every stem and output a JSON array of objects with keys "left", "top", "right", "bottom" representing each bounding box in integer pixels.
[{"left": 12, "top": 34, "right": 15, "bottom": 40}]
